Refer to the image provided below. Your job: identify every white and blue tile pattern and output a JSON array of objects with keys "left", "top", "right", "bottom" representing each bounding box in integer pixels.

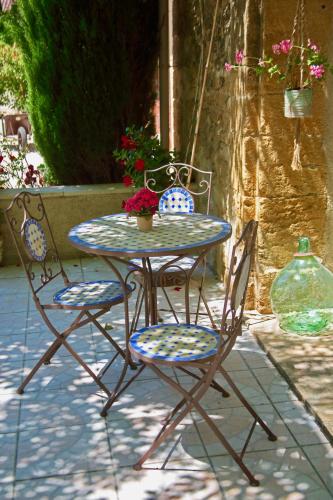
[
  {"left": 24, "top": 219, "right": 47, "bottom": 262},
  {"left": 130, "top": 323, "right": 220, "bottom": 362},
  {"left": 159, "top": 187, "right": 195, "bottom": 214},
  {"left": 53, "top": 280, "right": 131, "bottom": 307},
  {"left": 69, "top": 213, "right": 231, "bottom": 256}
]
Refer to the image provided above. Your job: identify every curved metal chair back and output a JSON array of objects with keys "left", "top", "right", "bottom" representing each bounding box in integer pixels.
[
  {"left": 4, "top": 191, "right": 68, "bottom": 294},
  {"left": 215, "top": 220, "right": 258, "bottom": 368},
  {"left": 144, "top": 163, "right": 212, "bottom": 214},
  {"left": 4, "top": 191, "right": 134, "bottom": 398}
]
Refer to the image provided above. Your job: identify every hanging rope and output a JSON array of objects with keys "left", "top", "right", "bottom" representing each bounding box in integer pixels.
[{"left": 289, "top": 0, "right": 307, "bottom": 171}]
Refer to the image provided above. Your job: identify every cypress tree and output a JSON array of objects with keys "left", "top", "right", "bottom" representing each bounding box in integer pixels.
[{"left": 12, "top": 0, "right": 159, "bottom": 184}]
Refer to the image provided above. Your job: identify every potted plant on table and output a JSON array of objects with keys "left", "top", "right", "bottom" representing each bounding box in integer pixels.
[{"left": 122, "top": 187, "right": 159, "bottom": 232}]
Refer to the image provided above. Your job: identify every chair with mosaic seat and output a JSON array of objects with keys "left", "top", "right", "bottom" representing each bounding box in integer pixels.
[
  {"left": 103, "top": 220, "right": 278, "bottom": 486},
  {"left": 5, "top": 191, "right": 134, "bottom": 397},
  {"left": 130, "top": 162, "right": 216, "bottom": 329}
]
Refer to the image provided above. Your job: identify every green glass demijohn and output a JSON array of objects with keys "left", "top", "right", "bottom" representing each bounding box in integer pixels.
[{"left": 270, "top": 237, "right": 333, "bottom": 335}]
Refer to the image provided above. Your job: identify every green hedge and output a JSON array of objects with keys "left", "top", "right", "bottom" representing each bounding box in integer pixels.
[{"left": 12, "top": 0, "right": 159, "bottom": 184}]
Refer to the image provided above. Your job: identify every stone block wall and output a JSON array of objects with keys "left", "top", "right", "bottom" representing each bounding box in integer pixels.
[{"left": 173, "top": 0, "right": 333, "bottom": 312}]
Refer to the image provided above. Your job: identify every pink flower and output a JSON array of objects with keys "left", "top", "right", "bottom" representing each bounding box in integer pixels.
[
  {"left": 224, "top": 62, "right": 233, "bottom": 72},
  {"left": 235, "top": 49, "right": 244, "bottom": 64},
  {"left": 272, "top": 44, "right": 281, "bottom": 55},
  {"left": 279, "top": 39, "right": 293, "bottom": 54},
  {"left": 310, "top": 64, "right": 325, "bottom": 79},
  {"left": 308, "top": 39, "right": 320, "bottom": 53}
]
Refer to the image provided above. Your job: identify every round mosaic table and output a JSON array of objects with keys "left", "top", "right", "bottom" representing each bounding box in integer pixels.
[
  {"left": 69, "top": 213, "right": 231, "bottom": 402},
  {"left": 68, "top": 213, "right": 232, "bottom": 259}
]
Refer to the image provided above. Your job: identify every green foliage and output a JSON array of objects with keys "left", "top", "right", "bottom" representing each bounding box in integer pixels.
[
  {"left": 0, "top": 10, "right": 28, "bottom": 110},
  {"left": 113, "top": 126, "right": 177, "bottom": 189},
  {"left": 11, "top": 0, "right": 159, "bottom": 185}
]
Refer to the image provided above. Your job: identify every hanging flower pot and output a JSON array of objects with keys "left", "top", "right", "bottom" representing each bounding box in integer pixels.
[{"left": 284, "top": 88, "right": 313, "bottom": 118}]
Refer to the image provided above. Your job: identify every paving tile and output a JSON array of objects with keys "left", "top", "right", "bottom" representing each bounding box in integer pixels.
[
  {"left": 116, "top": 464, "right": 221, "bottom": 500},
  {"left": 13, "top": 470, "right": 118, "bottom": 499},
  {"left": 251, "top": 367, "right": 298, "bottom": 403},
  {"left": 106, "top": 377, "right": 183, "bottom": 421},
  {"left": 22, "top": 357, "right": 99, "bottom": 393},
  {"left": 0, "top": 394, "right": 20, "bottom": 433},
  {"left": 0, "top": 482, "right": 13, "bottom": 499},
  {"left": 0, "top": 294, "right": 29, "bottom": 314},
  {"left": 0, "top": 278, "right": 29, "bottom": 295},
  {"left": 274, "top": 401, "right": 329, "bottom": 446},
  {"left": 16, "top": 422, "right": 112, "bottom": 480},
  {"left": 0, "top": 335, "right": 26, "bottom": 364},
  {"left": 0, "top": 360, "right": 23, "bottom": 394},
  {"left": 194, "top": 370, "right": 270, "bottom": 410},
  {"left": 107, "top": 413, "right": 206, "bottom": 468},
  {"left": 212, "top": 447, "right": 331, "bottom": 499},
  {"left": 1, "top": 261, "right": 332, "bottom": 499},
  {"left": 302, "top": 443, "right": 333, "bottom": 494},
  {"left": 0, "top": 312, "right": 27, "bottom": 337},
  {"left": 240, "top": 349, "right": 274, "bottom": 369},
  {"left": 192, "top": 404, "right": 296, "bottom": 457},
  {"left": 24, "top": 328, "right": 95, "bottom": 361},
  {"left": 19, "top": 389, "right": 105, "bottom": 430},
  {"left": 0, "top": 432, "right": 16, "bottom": 484}
]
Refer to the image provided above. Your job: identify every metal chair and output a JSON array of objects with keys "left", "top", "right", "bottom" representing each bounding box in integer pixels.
[
  {"left": 107, "top": 220, "right": 277, "bottom": 486},
  {"left": 130, "top": 162, "right": 216, "bottom": 329},
  {"left": 4, "top": 191, "right": 134, "bottom": 396}
]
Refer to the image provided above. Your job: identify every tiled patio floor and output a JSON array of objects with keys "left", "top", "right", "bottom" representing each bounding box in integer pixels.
[{"left": 0, "top": 258, "right": 332, "bottom": 499}]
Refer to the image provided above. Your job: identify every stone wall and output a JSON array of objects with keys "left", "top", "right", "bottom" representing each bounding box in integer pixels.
[{"left": 173, "top": 0, "right": 333, "bottom": 312}]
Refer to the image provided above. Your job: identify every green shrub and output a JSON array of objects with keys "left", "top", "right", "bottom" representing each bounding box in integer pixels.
[{"left": 11, "top": 0, "right": 159, "bottom": 184}]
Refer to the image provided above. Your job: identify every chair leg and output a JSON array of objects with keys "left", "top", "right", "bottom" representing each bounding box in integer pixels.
[
  {"left": 42, "top": 310, "right": 87, "bottom": 364},
  {"left": 218, "top": 366, "right": 277, "bottom": 441},
  {"left": 161, "top": 287, "right": 180, "bottom": 323},
  {"left": 133, "top": 364, "right": 264, "bottom": 486},
  {"left": 130, "top": 283, "right": 145, "bottom": 333},
  {"left": 100, "top": 363, "right": 145, "bottom": 417},
  {"left": 176, "top": 366, "right": 230, "bottom": 397},
  {"left": 17, "top": 337, "right": 63, "bottom": 394}
]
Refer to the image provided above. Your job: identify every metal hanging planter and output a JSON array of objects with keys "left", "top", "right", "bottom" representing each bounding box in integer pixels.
[{"left": 284, "top": 88, "right": 313, "bottom": 118}]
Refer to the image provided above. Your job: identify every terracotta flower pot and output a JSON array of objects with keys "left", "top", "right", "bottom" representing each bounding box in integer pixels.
[
  {"left": 284, "top": 88, "right": 312, "bottom": 118},
  {"left": 136, "top": 215, "right": 153, "bottom": 232}
]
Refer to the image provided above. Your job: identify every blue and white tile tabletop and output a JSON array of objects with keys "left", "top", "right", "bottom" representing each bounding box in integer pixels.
[{"left": 68, "top": 213, "right": 232, "bottom": 258}]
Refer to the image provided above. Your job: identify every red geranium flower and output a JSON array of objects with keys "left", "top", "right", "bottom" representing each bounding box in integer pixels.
[
  {"left": 122, "top": 187, "right": 159, "bottom": 216},
  {"left": 0, "top": 166, "right": 5, "bottom": 174},
  {"left": 134, "top": 158, "right": 145, "bottom": 172},
  {"left": 123, "top": 175, "right": 133, "bottom": 187},
  {"left": 0, "top": 155, "right": 3, "bottom": 163},
  {"left": 121, "top": 135, "right": 137, "bottom": 150}
]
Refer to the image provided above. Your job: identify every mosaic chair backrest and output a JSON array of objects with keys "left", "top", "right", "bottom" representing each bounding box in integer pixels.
[
  {"left": 4, "top": 191, "right": 68, "bottom": 295},
  {"left": 144, "top": 163, "right": 212, "bottom": 215}
]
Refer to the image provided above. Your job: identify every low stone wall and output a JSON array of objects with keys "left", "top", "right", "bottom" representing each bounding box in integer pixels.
[{"left": 0, "top": 184, "right": 132, "bottom": 266}]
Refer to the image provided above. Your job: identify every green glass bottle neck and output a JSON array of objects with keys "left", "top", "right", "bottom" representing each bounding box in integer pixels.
[{"left": 294, "top": 237, "right": 314, "bottom": 256}]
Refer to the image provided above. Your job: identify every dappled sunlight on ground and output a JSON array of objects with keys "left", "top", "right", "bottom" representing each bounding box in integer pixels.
[{"left": 0, "top": 257, "right": 332, "bottom": 499}]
